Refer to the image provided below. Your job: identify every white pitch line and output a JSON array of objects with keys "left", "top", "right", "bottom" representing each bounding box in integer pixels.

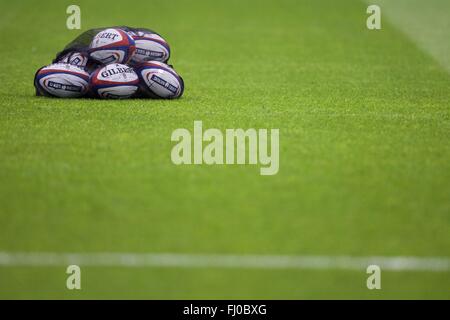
[{"left": 0, "top": 252, "right": 449, "bottom": 272}]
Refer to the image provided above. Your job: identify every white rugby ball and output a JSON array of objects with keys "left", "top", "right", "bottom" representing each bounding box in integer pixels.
[
  {"left": 135, "top": 61, "right": 184, "bottom": 99},
  {"left": 57, "top": 51, "right": 89, "bottom": 68},
  {"left": 35, "top": 63, "right": 90, "bottom": 98},
  {"left": 89, "top": 28, "right": 136, "bottom": 64},
  {"left": 90, "top": 63, "right": 139, "bottom": 99},
  {"left": 131, "top": 32, "right": 170, "bottom": 64}
]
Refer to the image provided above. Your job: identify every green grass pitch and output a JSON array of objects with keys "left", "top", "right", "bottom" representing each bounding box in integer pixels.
[{"left": 0, "top": 0, "right": 449, "bottom": 299}]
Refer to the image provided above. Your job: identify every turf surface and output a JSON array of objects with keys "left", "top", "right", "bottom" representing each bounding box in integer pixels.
[{"left": 0, "top": 0, "right": 449, "bottom": 299}]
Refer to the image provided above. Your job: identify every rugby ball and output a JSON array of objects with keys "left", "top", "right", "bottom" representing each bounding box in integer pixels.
[
  {"left": 89, "top": 28, "right": 135, "bottom": 64},
  {"left": 130, "top": 32, "right": 170, "bottom": 64},
  {"left": 35, "top": 63, "right": 89, "bottom": 98},
  {"left": 135, "top": 61, "right": 184, "bottom": 99},
  {"left": 90, "top": 63, "right": 139, "bottom": 99},
  {"left": 57, "top": 51, "right": 89, "bottom": 68}
]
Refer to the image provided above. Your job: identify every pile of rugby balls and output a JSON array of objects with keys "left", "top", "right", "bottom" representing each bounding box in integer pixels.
[{"left": 34, "top": 28, "right": 184, "bottom": 99}]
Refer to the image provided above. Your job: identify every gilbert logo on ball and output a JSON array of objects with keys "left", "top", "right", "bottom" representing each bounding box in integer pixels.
[
  {"left": 90, "top": 63, "right": 139, "bottom": 99},
  {"left": 130, "top": 32, "right": 170, "bottom": 64},
  {"left": 35, "top": 63, "right": 89, "bottom": 98},
  {"left": 135, "top": 61, "right": 184, "bottom": 99},
  {"left": 89, "top": 28, "right": 136, "bottom": 64}
]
